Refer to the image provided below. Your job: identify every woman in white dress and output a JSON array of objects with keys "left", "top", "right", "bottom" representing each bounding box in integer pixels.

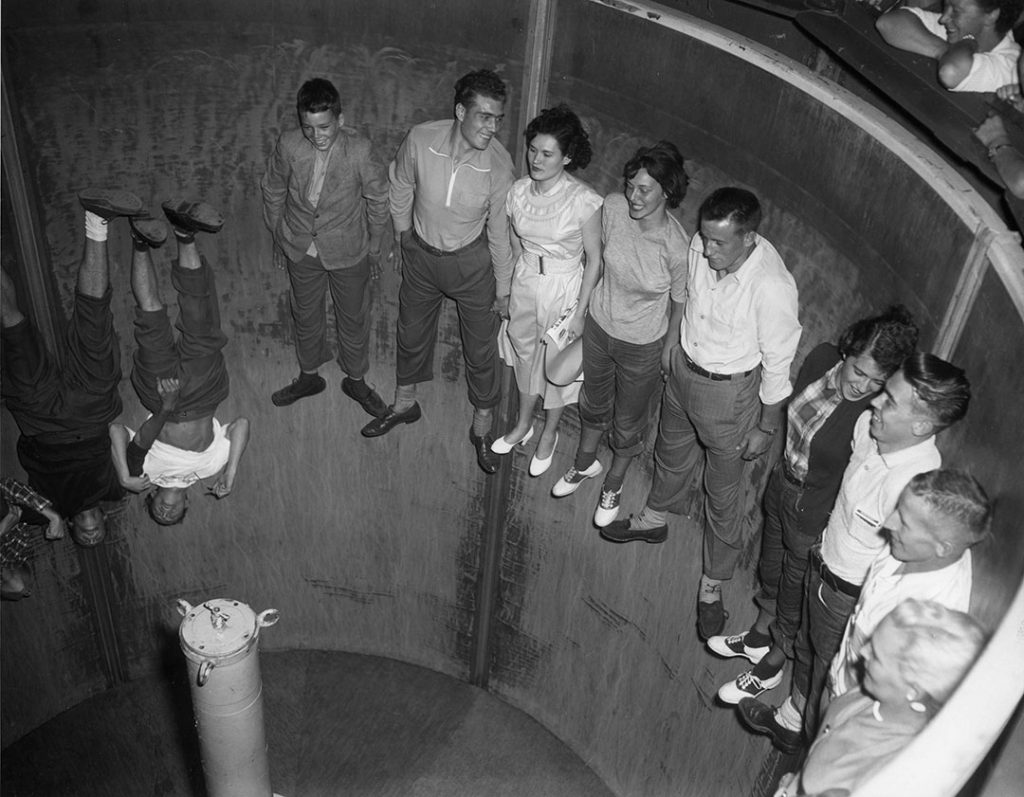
[{"left": 491, "top": 105, "right": 603, "bottom": 475}]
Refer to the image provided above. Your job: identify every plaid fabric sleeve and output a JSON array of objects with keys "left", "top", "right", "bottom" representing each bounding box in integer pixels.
[{"left": 1, "top": 477, "right": 53, "bottom": 515}]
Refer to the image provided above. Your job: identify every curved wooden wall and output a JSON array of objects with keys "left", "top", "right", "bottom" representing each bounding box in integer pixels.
[{"left": 2, "top": 1, "right": 1021, "bottom": 796}]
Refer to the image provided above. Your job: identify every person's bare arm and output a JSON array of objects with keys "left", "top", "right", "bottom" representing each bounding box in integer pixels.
[
  {"left": 208, "top": 418, "right": 251, "bottom": 499},
  {"left": 876, "top": 8, "right": 948, "bottom": 57}
]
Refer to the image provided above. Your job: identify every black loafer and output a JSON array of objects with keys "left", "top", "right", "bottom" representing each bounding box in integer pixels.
[
  {"left": 78, "top": 188, "right": 144, "bottom": 219},
  {"left": 361, "top": 402, "right": 421, "bottom": 437},
  {"left": 272, "top": 374, "right": 326, "bottom": 407},
  {"left": 697, "top": 598, "right": 729, "bottom": 640},
  {"left": 129, "top": 214, "right": 168, "bottom": 248},
  {"left": 341, "top": 377, "right": 388, "bottom": 418},
  {"left": 599, "top": 516, "right": 668, "bottom": 544},
  {"left": 161, "top": 199, "right": 224, "bottom": 233},
  {"left": 469, "top": 428, "right": 499, "bottom": 474},
  {"left": 736, "top": 698, "right": 803, "bottom": 755}
]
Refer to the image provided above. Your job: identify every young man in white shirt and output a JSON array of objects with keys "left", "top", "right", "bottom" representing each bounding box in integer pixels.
[
  {"left": 601, "top": 187, "right": 802, "bottom": 641},
  {"left": 737, "top": 354, "right": 971, "bottom": 752}
]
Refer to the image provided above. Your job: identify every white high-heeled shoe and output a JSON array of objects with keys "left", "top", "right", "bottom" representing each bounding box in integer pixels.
[
  {"left": 490, "top": 425, "right": 534, "bottom": 454},
  {"left": 529, "top": 432, "right": 559, "bottom": 477}
]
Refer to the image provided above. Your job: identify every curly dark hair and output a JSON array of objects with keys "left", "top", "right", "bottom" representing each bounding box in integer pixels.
[
  {"left": 837, "top": 304, "right": 919, "bottom": 377},
  {"left": 623, "top": 141, "right": 688, "bottom": 208},
  {"left": 296, "top": 78, "right": 342, "bottom": 117},
  {"left": 453, "top": 69, "right": 507, "bottom": 111},
  {"left": 524, "top": 105, "right": 592, "bottom": 171}
]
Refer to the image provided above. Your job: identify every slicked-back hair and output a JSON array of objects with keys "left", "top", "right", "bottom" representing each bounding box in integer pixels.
[
  {"left": 453, "top": 69, "right": 507, "bottom": 112},
  {"left": 906, "top": 469, "right": 992, "bottom": 545},
  {"left": 623, "top": 140, "right": 688, "bottom": 208},
  {"left": 901, "top": 352, "right": 971, "bottom": 430},
  {"left": 146, "top": 491, "right": 188, "bottom": 527},
  {"left": 978, "top": 0, "right": 1023, "bottom": 36},
  {"left": 883, "top": 599, "right": 986, "bottom": 707},
  {"left": 297, "top": 78, "right": 342, "bottom": 118},
  {"left": 837, "top": 304, "right": 919, "bottom": 377},
  {"left": 524, "top": 105, "right": 592, "bottom": 172},
  {"left": 699, "top": 187, "right": 762, "bottom": 233}
]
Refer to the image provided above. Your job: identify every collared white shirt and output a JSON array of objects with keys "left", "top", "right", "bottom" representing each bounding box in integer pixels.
[
  {"left": 820, "top": 411, "right": 942, "bottom": 584},
  {"left": 680, "top": 233, "right": 801, "bottom": 405},
  {"left": 828, "top": 547, "right": 973, "bottom": 698}
]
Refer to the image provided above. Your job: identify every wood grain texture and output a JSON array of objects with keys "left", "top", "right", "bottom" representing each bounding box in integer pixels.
[{"left": 1, "top": 3, "right": 1022, "bottom": 797}]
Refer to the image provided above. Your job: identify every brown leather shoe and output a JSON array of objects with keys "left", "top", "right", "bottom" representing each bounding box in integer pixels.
[
  {"left": 469, "top": 428, "right": 499, "bottom": 474},
  {"left": 361, "top": 402, "right": 422, "bottom": 437}
]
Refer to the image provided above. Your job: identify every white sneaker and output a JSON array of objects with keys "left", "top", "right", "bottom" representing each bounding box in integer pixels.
[
  {"left": 593, "top": 487, "right": 622, "bottom": 527},
  {"left": 717, "top": 668, "right": 784, "bottom": 705},
  {"left": 706, "top": 631, "right": 770, "bottom": 664},
  {"left": 551, "top": 460, "right": 603, "bottom": 497}
]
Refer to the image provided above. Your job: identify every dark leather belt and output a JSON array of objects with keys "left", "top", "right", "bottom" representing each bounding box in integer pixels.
[
  {"left": 809, "top": 547, "right": 861, "bottom": 599},
  {"left": 411, "top": 229, "right": 483, "bottom": 258},
  {"left": 782, "top": 466, "right": 805, "bottom": 488},
  {"left": 682, "top": 350, "right": 755, "bottom": 381}
]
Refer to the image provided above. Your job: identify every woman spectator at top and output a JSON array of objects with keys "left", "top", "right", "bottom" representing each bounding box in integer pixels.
[
  {"left": 549, "top": 141, "right": 690, "bottom": 528},
  {"left": 876, "top": 0, "right": 1022, "bottom": 92},
  {"left": 772, "top": 599, "right": 986, "bottom": 796},
  {"left": 491, "top": 106, "right": 603, "bottom": 476}
]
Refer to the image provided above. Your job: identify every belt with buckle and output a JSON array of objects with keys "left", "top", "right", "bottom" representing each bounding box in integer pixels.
[
  {"left": 682, "top": 350, "right": 755, "bottom": 381},
  {"left": 810, "top": 547, "right": 861, "bottom": 599},
  {"left": 411, "top": 229, "right": 483, "bottom": 258},
  {"left": 782, "top": 466, "right": 805, "bottom": 488}
]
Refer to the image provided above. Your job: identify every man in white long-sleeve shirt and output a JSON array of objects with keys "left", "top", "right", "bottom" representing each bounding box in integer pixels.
[{"left": 602, "top": 187, "right": 802, "bottom": 641}]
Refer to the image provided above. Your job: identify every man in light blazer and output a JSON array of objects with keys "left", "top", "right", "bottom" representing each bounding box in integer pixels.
[{"left": 262, "top": 77, "right": 391, "bottom": 416}]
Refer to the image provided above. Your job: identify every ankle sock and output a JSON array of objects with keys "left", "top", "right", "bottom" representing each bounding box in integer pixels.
[
  {"left": 751, "top": 656, "right": 783, "bottom": 680},
  {"left": 632, "top": 506, "right": 667, "bottom": 530},
  {"left": 573, "top": 450, "right": 597, "bottom": 471},
  {"left": 699, "top": 575, "right": 723, "bottom": 603},
  {"left": 775, "top": 696, "right": 803, "bottom": 732},
  {"left": 346, "top": 376, "right": 370, "bottom": 398},
  {"left": 393, "top": 384, "right": 417, "bottom": 412},
  {"left": 602, "top": 475, "right": 624, "bottom": 493},
  {"left": 471, "top": 408, "right": 492, "bottom": 438},
  {"left": 85, "top": 211, "right": 108, "bottom": 242},
  {"left": 744, "top": 628, "right": 772, "bottom": 649}
]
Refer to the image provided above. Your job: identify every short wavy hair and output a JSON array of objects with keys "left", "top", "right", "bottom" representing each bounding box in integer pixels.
[
  {"left": 837, "top": 304, "right": 919, "bottom": 377},
  {"left": 901, "top": 353, "right": 971, "bottom": 431},
  {"left": 623, "top": 141, "right": 688, "bottom": 208},
  {"left": 296, "top": 78, "right": 341, "bottom": 118},
  {"left": 880, "top": 599, "right": 986, "bottom": 709},
  {"left": 453, "top": 69, "right": 507, "bottom": 111},
  {"left": 905, "top": 469, "right": 992, "bottom": 546},
  {"left": 524, "top": 105, "right": 592, "bottom": 171},
  {"left": 699, "top": 187, "right": 761, "bottom": 233}
]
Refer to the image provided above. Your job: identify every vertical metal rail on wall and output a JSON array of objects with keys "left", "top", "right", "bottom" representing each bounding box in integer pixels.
[
  {"left": 1, "top": 57, "right": 62, "bottom": 357},
  {"left": 933, "top": 225, "right": 997, "bottom": 360},
  {"left": 469, "top": 0, "right": 560, "bottom": 689},
  {"left": 2, "top": 59, "right": 129, "bottom": 691}
]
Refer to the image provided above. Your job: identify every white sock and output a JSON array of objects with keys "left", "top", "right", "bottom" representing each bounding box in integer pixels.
[
  {"left": 775, "top": 696, "right": 803, "bottom": 731},
  {"left": 85, "top": 211, "right": 108, "bottom": 242},
  {"left": 632, "top": 506, "right": 667, "bottom": 530}
]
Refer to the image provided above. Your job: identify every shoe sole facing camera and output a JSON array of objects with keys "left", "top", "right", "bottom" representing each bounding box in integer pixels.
[
  {"left": 162, "top": 199, "right": 224, "bottom": 233},
  {"left": 79, "top": 188, "right": 144, "bottom": 218}
]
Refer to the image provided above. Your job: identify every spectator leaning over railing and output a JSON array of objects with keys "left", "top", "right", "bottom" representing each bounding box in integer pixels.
[{"left": 876, "top": 0, "right": 1022, "bottom": 92}]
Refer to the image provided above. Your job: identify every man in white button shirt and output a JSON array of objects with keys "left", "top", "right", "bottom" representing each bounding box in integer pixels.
[
  {"left": 737, "top": 354, "right": 971, "bottom": 753},
  {"left": 602, "top": 187, "right": 801, "bottom": 641}
]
